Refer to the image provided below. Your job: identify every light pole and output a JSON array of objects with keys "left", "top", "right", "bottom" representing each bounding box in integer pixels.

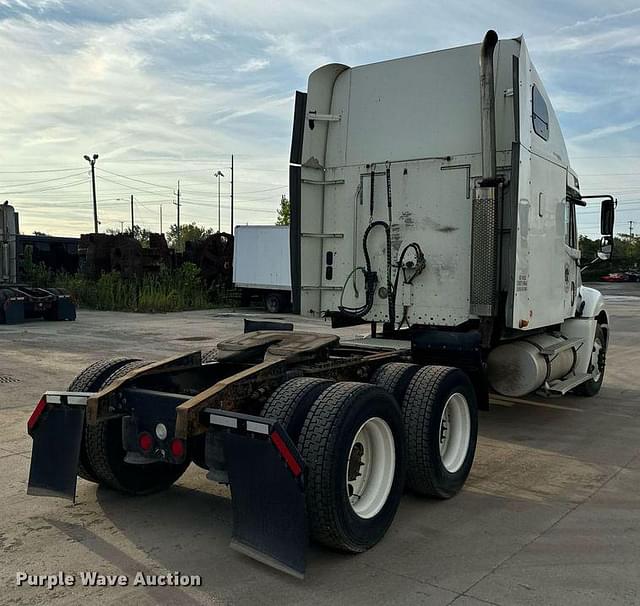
[
  {"left": 83, "top": 154, "right": 99, "bottom": 233},
  {"left": 115, "top": 196, "right": 135, "bottom": 233},
  {"left": 214, "top": 170, "right": 224, "bottom": 233}
]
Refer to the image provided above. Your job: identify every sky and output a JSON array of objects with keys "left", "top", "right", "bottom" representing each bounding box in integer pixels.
[{"left": 0, "top": 0, "right": 639, "bottom": 238}]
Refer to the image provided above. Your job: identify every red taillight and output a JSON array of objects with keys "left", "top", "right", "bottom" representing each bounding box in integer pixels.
[
  {"left": 138, "top": 432, "right": 153, "bottom": 452},
  {"left": 170, "top": 438, "right": 185, "bottom": 458},
  {"left": 27, "top": 397, "right": 47, "bottom": 434},
  {"left": 270, "top": 430, "right": 302, "bottom": 477}
]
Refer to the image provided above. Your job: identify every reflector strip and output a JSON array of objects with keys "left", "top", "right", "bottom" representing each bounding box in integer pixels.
[
  {"left": 27, "top": 398, "right": 47, "bottom": 434},
  {"left": 44, "top": 392, "right": 93, "bottom": 407},
  {"left": 210, "top": 414, "right": 238, "bottom": 429},
  {"left": 246, "top": 420, "right": 269, "bottom": 435},
  {"left": 67, "top": 396, "right": 88, "bottom": 406},
  {"left": 270, "top": 431, "right": 302, "bottom": 477}
]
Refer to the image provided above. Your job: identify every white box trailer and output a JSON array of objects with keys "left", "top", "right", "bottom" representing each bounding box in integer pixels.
[
  {"left": 27, "top": 31, "right": 615, "bottom": 578},
  {"left": 233, "top": 225, "right": 292, "bottom": 312}
]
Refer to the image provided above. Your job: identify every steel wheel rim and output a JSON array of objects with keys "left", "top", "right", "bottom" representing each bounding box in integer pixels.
[
  {"left": 346, "top": 416, "right": 395, "bottom": 519},
  {"left": 439, "top": 392, "right": 471, "bottom": 473}
]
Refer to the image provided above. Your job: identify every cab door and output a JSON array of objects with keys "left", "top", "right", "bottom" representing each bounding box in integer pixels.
[{"left": 564, "top": 177, "right": 581, "bottom": 316}]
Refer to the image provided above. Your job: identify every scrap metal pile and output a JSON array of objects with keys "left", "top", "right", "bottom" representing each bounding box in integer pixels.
[
  {"left": 78, "top": 232, "right": 171, "bottom": 280},
  {"left": 78, "top": 231, "right": 234, "bottom": 286},
  {"left": 183, "top": 232, "right": 234, "bottom": 287}
]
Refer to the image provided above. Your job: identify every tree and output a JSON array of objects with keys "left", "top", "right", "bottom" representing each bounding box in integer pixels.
[
  {"left": 106, "top": 225, "right": 153, "bottom": 247},
  {"left": 276, "top": 195, "right": 290, "bottom": 226},
  {"left": 612, "top": 234, "right": 640, "bottom": 268},
  {"left": 579, "top": 234, "right": 599, "bottom": 261},
  {"left": 167, "top": 222, "right": 215, "bottom": 250},
  {"left": 579, "top": 233, "right": 640, "bottom": 272},
  {"left": 32, "top": 230, "right": 48, "bottom": 236}
]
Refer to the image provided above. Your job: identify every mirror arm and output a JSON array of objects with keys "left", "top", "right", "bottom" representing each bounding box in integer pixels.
[
  {"left": 580, "top": 194, "right": 616, "bottom": 205},
  {"left": 580, "top": 257, "right": 599, "bottom": 273}
]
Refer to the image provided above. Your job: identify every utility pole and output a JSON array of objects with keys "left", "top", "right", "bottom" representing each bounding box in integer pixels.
[
  {"left": 230, "top": 154, "right": 234, "bottom": 235},
  {"left": 130, "top": 194, "right": 135, "bottom": 231},
  {"left": 629, "top": 220, "right": 634, "bottom": 237},
  {"left": 159, "top": 204, "right": 163, "bottom": 234},
  {"left": 174, "top": 180, "right": 181, "bottom": 250},
  {"left": 83, "top": 153, "right": 99, "bottom": 233},
  {"left": 214, "top": 170, "right": 224, "bottom": 232}
]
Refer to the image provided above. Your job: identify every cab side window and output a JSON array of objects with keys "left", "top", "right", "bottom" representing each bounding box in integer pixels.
[
  {"left": 565, "top": 189, "right": 578, "bottom": 248},
  {"left": 532, "top": 85, "right": 549, "bottom": 141}
]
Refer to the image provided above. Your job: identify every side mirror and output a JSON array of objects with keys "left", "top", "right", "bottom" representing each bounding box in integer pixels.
[
  {"left": 601, "top": 198, "right": 615, "bottom": 236},
  {"left": 598, "top": 236, "right": 613, "bottom": 261}
]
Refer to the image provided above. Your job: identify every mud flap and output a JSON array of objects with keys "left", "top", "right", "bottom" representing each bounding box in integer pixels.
[
  {"left": 27, "top": 393, "right": 89, "bottom": 501},
  {"left": 2, "top": 297, "right": 25, "bottom": 324},
  {"left": 206, "top": 411, "right": 307, "bottom": 578},
  {"left": 48, "top": 297, "right": 76, "bottom": 321}
]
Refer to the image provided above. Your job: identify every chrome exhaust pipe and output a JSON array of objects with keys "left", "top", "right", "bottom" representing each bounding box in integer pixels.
[
  {"left": 479, "top": 29, "right": 498, "bottom": 184},
  {"left": 470, "top": 30, "right": 499, "bottom": 320}
]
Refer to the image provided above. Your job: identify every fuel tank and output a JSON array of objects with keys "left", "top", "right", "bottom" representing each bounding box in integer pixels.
[{"left": 487, "top": 334, "right": 576, "bottom": 397}]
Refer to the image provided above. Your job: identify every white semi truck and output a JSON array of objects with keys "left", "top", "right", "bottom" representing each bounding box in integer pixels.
[{"left": 27, "top": 31, "right": 614, "bottom": 577}]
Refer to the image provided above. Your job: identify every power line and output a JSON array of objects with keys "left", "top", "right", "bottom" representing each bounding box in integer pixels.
[
  {"left": 95, "top": 175, "right": 168, "bottom": 195},
  {"left": 0, "top": 171, "right": 87, "bottom": 188},
  {"left": 0, "top": 177, "right": 88, "bottom": 195},
  {"left": 97, "top": 167, "right": 174, "bottom": 190},
  {"left": 0, "top": 166, "right": 85, "bottom": 174}
]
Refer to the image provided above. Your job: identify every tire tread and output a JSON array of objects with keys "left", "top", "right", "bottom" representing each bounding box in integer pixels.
[
  {"left": 84, "top": 360, "right": 149, "bottom": 492},
  {"left": 299, "top": 382, "right": 384, "bottom": 552},
  {"left": 260, "top": 377, "right": 332, "bottom": 442},
  {"left": 403, "top": 366, "right": 477, "bottom": 498},
  {"left": 68, "top": 358, "right": 135, "bottom": 482},
  {"left": 371, "top": 362, "right": 420, "bottom": 403}
]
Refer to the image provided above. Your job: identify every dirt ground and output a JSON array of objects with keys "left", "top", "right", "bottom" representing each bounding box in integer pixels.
[{"left": 1, "top": 282, "right": 639, "bottom": 605}]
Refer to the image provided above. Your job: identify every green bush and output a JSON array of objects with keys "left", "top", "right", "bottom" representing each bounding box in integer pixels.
[{"left": 22, "top": 259, "right": 233, "bottom": 313}]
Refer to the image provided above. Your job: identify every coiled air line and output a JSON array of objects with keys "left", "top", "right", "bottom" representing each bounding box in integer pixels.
[{"left": 339, "top": 161, "right": 425, "bottom": 328}]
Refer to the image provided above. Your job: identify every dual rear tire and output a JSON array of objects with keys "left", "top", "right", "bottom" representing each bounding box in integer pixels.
[
  {"left": 260, "top": 364, "right": 477, "bottom": 553},
  {"left": 69, "top": 358, "right": 190, "bottom": 495},
  {"left": 263, "top": 379, "right": 405, "bottom": 553}
]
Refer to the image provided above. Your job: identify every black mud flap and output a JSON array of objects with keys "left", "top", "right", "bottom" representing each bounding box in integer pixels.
[
  {"left": 2, "top": 297, "right": 25, "bottom": 324},
  {"left": 49, "top": 297, "right": 76, "bottom": 321},
  {"left": 206, "top": 410, "right": 307, "bottom": 578},
  {"left": 27, "top": 393, "right": 89, "bottom": 501}
]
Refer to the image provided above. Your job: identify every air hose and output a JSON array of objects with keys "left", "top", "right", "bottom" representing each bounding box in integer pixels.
[{"left": 339, "top": 161, "right": 425, "bottom": 326}]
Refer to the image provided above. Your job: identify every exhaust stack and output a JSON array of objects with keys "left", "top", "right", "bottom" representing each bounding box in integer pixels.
[
  {"left": 470, "top": 30, "right": 500, "bottom": 319},
  {"left": 479, "top": 29, "right": 498, "bottom": 184}
]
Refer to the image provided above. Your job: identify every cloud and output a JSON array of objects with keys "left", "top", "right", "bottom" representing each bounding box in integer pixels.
[
  {"left": 569, "top": 120, "right": 640, "bottom": 144},
  {"left": 558, "top": 7, "right": 640, "bottom": 31},
  {"left": 235, "top": 57, "right": 270, "bottom": 72},
  {"left": 0, "top": 0, "right": 638, "bottom": 238}
]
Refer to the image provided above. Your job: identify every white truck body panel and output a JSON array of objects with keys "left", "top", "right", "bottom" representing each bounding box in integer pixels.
[
  {"left": 233, "top": 225, "right": 291, "bottom": 291},
  {"left": 298, "top": 37, "right": 581, "bottom": 332},
  {"left": 0, "top": 203, "right": 18, "bottom": 283}
]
